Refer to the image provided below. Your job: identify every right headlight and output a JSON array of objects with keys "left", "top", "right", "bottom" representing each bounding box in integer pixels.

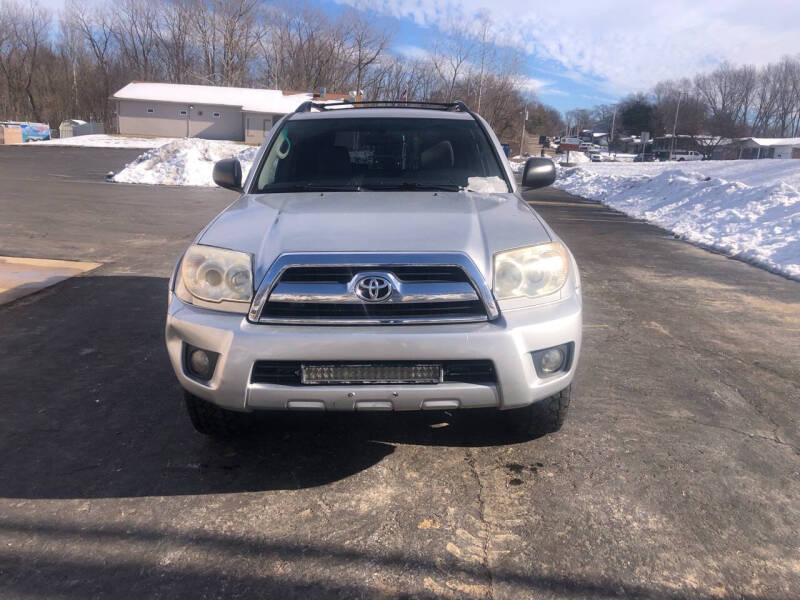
[
  {"left": 177, "top": 245, "right": 253, "bottom": 307},
  {"left": 493, "top": 242, "right": 569, "bottom": 300}
]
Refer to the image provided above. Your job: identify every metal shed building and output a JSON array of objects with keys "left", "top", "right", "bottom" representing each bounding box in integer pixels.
[
  {"left": 112, "top": 82, "right": 342, "bottom": 144},
  {"left": 712, "top": 137, "right": 800, "bottom": 160}
]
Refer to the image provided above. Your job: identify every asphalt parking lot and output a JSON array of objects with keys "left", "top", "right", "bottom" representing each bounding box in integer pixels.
[{"left": 0, "top": 146, "right": 798, "bottom": 599}]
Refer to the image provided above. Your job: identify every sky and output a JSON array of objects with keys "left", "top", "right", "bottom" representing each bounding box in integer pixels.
[{"left": 332, "top": 0, "right": 800, "bottom": 113}]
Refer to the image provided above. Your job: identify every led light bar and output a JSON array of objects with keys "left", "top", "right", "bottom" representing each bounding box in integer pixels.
[{"left": 301, "top": 363, "right": 443, "bottom": 385}]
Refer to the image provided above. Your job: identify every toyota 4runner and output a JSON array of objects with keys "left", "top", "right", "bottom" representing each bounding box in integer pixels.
[{"left": 166, "top": 100, "right": 582, "bottom": 438}]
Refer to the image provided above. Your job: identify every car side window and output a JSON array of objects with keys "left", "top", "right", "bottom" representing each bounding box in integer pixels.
[{"left": 257, "top": 128, "right": 292, "bottom": 189}]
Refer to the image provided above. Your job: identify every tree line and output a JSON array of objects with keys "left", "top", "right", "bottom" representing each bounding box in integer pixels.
[
  {"left": 566, "top": 57, "right": 800, "bottom": 143},
  {"left": 0, "top": 0, "right": 563, "bottom": 147}
]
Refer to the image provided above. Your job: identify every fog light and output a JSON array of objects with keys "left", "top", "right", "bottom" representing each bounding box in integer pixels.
[
  {"left": 540, "top": 348, "right": 565, "bottom": 373},
  {"left": 532, "top": 343, "right": 572, "bottom": 378},
  {"left": 190, "top": 349, "right": 211, "bottom": 376},
  {"left": 185, "top": 345, "right": 219, "bottom": 381}
]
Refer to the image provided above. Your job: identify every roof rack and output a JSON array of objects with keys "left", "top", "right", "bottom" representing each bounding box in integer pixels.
[{"left": 294, "top": 100, "right": 470, "bottom": 113}]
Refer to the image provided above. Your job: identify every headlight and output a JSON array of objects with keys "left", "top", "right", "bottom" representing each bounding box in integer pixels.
[
  {"left": 493, "top": 242, "right": 568, "bottom": 300},
  {"left": 179, "top": 245, "right": 253, "bottom": 303}
]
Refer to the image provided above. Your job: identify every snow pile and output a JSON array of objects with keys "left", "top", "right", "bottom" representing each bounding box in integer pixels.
[
  {"left": 112, "top": 138, "right": 257, "bottom": 186},
  {"left": 554, "top": 160, "right": 800, "bottom": 280},
  {"left": 37, "top": 134, "right": 175, "bottom": 149},
  {"left": 561, "top": 151, "right": 591, "bottom": 164}
]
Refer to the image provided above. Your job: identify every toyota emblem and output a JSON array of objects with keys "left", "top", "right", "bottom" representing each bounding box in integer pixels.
[{"left": 354, "top": 275, "right": 393, "bottom": 302}]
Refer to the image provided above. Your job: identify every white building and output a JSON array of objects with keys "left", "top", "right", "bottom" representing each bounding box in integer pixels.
[
  {"left": 111, "top": 82, "right": 352, "bottom": 144},
  {"left": 722, "top": 137, "right": 800, "bottom": 160}
]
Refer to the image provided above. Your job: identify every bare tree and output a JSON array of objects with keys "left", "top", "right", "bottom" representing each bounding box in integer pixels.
[
  {"left": 341, "top": 8, "right": 392, "bottom": 95},
  {"left": 113, "top": 0, "right": 159, "bottom": 80},
  {"left": 430, "top": 21, "right": 475, "bottom": 103},
  {"left": 0, "top": 0, "right": 50, "bottom": 121},
  {"left": 64, "top": 1, "right": 118, "bottom": 128},
  {"left": 0, "top": 0, "right": 566, "bottom": 140},
  {"left": 216, "top": 0, "right": 261, "bottom": 86},
  {"left": 155, "top": 0, "right": 194, "bottom": 83}
]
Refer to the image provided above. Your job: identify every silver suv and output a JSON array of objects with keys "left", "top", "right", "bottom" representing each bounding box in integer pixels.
[{"left": 166, "top": 101, "right": 582, "bottom": 438}]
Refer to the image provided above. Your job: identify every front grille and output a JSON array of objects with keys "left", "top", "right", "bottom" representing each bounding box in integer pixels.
[
  {"left": 258, "top": 263, "right": 488, "bottom": 324},
  {"left": 251, "top": 360, "right": 496, "bottom": 386},
  {"left": 260, "top": 300, "right": 485, "bottom": 321},
  {"left": 279, "top": 266, "right": 469, "bottom": 284}
]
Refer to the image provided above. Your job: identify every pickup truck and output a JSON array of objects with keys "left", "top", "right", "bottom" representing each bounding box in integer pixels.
[{"left": 166, "top": 100, "right": 582, "bottom": 439}]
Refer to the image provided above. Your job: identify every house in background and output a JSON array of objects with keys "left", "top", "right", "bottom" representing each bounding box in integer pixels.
[
  {"left": 614, "top": 135, "right": 651, "bottom": 154},
  {"left": 111, "top": 82, "right": 355, "bottom": 144},
  {"left": 589, "top": 132, "right": 609, "bottom": 147},
  {"left": 712, "top": 137, "right": 800, "bottom": 160},
  {"left": 652, "top": 134, "right": 702, "bottom": 154}
]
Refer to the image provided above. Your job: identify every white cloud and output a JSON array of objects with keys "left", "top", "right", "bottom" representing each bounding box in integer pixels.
[
  {"left": 393, "top": 44, "right": 430, "bottom": 60},
  {"left": 517, "top": 77, "right": 568, "bottom": 98},
  {"left": 518, "top": 77, "right": 550, "bottom": 93},
  {"left": 337, "top": 0, "right": 800, "bottom": 94}
]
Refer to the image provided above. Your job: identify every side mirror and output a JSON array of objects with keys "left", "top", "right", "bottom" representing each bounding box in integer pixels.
[
  {"left": 213, "top": 158, "right": 243, "bottom": 192},
  {"left": 521, "top": 157, "right": 556, "bottom": 190}
]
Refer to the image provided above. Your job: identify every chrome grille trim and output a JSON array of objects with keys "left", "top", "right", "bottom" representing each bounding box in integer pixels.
[
  {"left": 269, "top": 278, "right": 479, "bottom": 304},
  {"left": 248, "top": 253, "right": 499, "bottom": 325}
]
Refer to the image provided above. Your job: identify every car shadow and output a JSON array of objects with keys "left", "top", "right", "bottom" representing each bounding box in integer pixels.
[
  {"left": 0, "top": 275, "right": 527, "bottom": 500},
  {"left": 0, "top": 515, "right": 779, "bottom": 600}
]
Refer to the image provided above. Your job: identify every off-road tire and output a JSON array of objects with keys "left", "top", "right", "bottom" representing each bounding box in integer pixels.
[
  {"left": 504, "top": 385, "right": 571, "bottom": 437},
  {"left": 184, "top": 391, "right": 251, "bottom": 438}
]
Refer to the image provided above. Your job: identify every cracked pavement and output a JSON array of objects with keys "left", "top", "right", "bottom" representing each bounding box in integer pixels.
[{"left": 0, "top": 147, "right": 798, "bottom": 599}]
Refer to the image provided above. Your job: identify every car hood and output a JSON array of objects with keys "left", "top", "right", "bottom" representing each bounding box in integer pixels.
[{"left": 199, "top": 191, "right": 552, "bottom": 283}]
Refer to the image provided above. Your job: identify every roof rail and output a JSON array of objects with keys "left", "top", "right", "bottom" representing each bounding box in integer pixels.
[
  {"left": 294, "top": 99, "right": 470, "bottom": 113},
  {"left": 294, "top": 100, "right": 315, "bottom": 113}
]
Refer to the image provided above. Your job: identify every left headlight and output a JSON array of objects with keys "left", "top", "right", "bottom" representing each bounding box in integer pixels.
[
  {"left": 493, "top": 242, "right": 569, "bottom": 300},
  {"left": 178, "top": 245, "right": 253, "bottom": 304}
]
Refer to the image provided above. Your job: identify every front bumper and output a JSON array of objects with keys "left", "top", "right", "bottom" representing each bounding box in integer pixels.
[{"left": 165, "top": 293, "right": 582, "bottom": 412}]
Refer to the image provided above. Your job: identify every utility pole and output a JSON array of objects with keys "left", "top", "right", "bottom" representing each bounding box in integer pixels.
[
  {"left": 610, "top": 107, "right": 617, "bottom": 144},
  {"left": 520, "top": 106, "right": 528, "bottom": 155},
  {"left": 670, "top": 93, "right": 682, "bottom": 160},
  {"left": 186, "top": 104, "right": 194, "bottom": 138}
]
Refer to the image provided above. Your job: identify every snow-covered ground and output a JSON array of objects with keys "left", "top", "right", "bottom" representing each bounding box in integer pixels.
[
  {"left": 554, "top": 160, "right": 800, "bottom": 280},
  {"left": 112, "top": 138, "right": 257, "bottom": 186},
  {"left": 35, "top": 134, "right": 175, "bottom": 149}
]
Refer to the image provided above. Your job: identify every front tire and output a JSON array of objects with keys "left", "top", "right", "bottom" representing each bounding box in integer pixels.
[
  {"left": 184, "top": 391, "right": 251, "bottom": 438},
  {"left": 503, "top": 386, "right": 571, "bottom": 437}
]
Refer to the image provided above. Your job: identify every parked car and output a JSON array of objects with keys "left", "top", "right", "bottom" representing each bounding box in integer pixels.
[
  {"left": 166, "top": 101, "right": 582, "bottom": 439},
  {"left": 634, "top": 153, "right": 657, "bottom": 162},
  {"left": 671, "top": 149, "right": 704, "bottom": 161}
]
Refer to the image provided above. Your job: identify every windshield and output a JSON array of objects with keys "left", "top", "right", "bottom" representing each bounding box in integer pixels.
[{"left": 252, "top": 117, "right": 509, "bottom": 193}]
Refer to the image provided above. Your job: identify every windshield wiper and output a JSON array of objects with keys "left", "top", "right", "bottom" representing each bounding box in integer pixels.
[
  {"left": 261, "top": 182, "right": 361, "bottom": 193},
  {"left": 361, "top": 182, "right": 464, "bottom": 192}
]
